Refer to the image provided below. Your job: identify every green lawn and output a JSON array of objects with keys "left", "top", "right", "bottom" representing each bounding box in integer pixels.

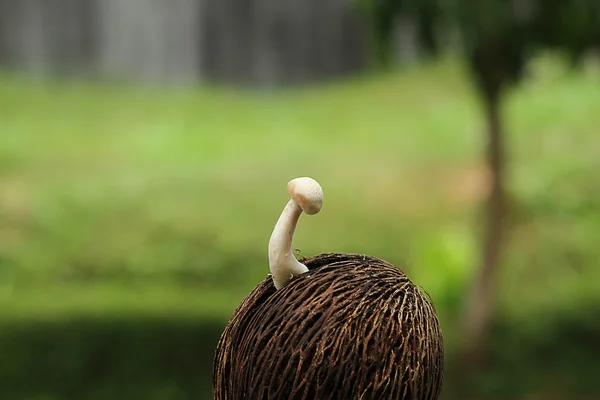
[{"left": 0, "top": 54, "right": 599, "bottom": 399}]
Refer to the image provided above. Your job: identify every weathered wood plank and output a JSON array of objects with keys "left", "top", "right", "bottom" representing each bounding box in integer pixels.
[{"left": 0, "top": 0, "right": 371, "bottom": 87}]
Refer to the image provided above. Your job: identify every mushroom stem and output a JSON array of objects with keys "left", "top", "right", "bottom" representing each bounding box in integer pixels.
[
  {"left": 268, "top": 199, "right": 308, "bottom": 290},
  {"left": 268, "top": 177, "right": 323, "bottom": 290}
]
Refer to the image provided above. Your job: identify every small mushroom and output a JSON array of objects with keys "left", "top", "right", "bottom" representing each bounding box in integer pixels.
[
  {"left": 213, "top": 177, "right": 444, "bottom": 400},
  {"left": 268, "top": 177, "right": 323, "bottom": 290}
]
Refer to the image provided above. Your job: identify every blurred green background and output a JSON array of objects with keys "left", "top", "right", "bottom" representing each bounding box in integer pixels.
[
  {"left": 1, "top": 2, "right": 600, "bottom": 399},
  {"left": 2, "top": 55, "right": 599, "bottom": 399}
]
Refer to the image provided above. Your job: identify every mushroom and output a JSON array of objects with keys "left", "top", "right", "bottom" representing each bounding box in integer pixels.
[
  {"left": 213, "top": 177, "right": 444, "bottom": 400},
  {"left": 268, "top": 177, "right": 323, "bottom": 290}
]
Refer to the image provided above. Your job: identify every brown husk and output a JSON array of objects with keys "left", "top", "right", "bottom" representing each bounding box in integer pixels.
[{"left": 213, "top": 253, "right": 444, "bottom": 400}]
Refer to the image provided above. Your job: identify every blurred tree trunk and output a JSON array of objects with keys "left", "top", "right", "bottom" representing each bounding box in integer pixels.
[
  {"left": 458, "top": 90, "right": 508, "bottom": 395},
  {"left": 468, "top": 93, "right": 506, "bottom": 349},
  {"left": 456, "top": 37, "right": 516, "bottom": 388}
]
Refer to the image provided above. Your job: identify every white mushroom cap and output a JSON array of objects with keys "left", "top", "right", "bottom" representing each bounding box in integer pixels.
[{"left": 287, "top": 177, "right": 324, "bottom": 215}]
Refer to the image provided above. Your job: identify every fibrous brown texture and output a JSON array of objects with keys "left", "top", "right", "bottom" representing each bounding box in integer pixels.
[{"left": 213, "top": 253, "right": 444, "bottom": 400}]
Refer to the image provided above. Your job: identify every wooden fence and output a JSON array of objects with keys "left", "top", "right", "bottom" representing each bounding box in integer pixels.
[{"left": 0, "top": 0, "right": 371, "bottom": 87}]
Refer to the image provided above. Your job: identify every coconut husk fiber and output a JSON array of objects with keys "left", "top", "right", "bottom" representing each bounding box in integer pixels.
[{"left": 213, "top": 253, "right": 444, "bottom": 400}]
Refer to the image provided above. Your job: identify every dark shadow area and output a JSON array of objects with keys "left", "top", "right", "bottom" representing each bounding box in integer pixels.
[
  {"left": 444, "top": 305, "right": 600, "bottom": 399},
  {"left": 1, "top": 306, "right": 598, "bottom": 399},
  {"left": 0, "top": 316, "right": 227, "bottom": 400}
]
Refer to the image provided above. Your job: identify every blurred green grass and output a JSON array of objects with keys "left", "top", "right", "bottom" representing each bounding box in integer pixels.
[
  {"left": 0, "top": 54, "right": 599, "bottom": 399},
  {"left": 2, "top": 55, "right": 599, "bottom": 318}
]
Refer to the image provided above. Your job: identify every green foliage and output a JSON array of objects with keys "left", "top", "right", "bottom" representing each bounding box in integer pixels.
[
  {"left": 360, "top": 0, "right": 600, "bottom": 99},
  {"left": 357, "top": 0, "right": 399, "bottom": 66}
]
